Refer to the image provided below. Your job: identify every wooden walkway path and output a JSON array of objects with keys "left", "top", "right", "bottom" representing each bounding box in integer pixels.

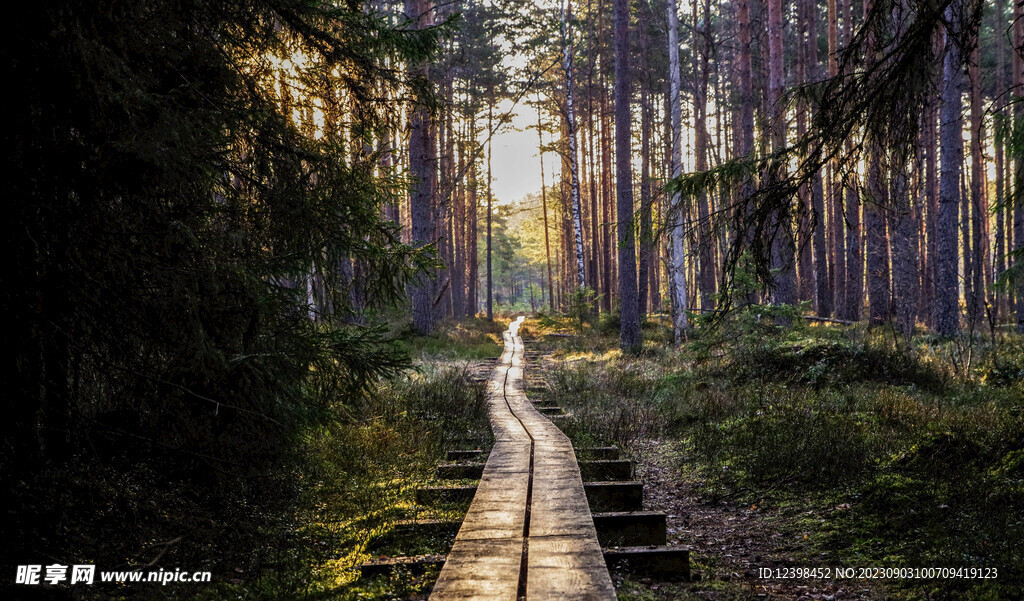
[{"left": 429, "top": 317, "right": 616, "bottom": 601}]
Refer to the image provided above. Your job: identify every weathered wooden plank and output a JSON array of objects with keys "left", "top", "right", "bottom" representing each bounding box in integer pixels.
[
  {"left": 430, "top": 317, "right": 615, "bottom": 601},
  {"left": 592, "top": 511, "right": 667, "bottom": 546},
  {"left": 527, "top": 536, "right": 618, "bottom": 600},
  {"left": 579, "top": 459, "right": 633, "bottom": 481},
  {"left": 583, "top": 481, "right": 644, "bottom": 512},
  {"left": 603, "top": 546, "right": 691, "bottom": 581},
  {"left": 430, "top": 539, "right": 523, "bottom": 600}
]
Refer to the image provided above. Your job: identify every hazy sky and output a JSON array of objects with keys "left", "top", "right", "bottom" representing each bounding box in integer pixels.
[{"left": 488, "top": 98, "right": 546, "bottom": 205}]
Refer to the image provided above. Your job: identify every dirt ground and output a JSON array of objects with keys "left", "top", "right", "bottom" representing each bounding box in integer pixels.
[{"left": 630, "top": 439, "right": 885, "bottom": 601}]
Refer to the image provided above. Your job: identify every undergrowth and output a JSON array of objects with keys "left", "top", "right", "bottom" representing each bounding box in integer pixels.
[{"left": 532, "top": 313, "right": 1024, "bottom": 600}]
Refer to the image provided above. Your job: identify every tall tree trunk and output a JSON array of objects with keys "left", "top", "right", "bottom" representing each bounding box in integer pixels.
[
  {"left": 694, "top": 0, "right": 716, "bottom": 311},
  {"left": 563, "top": 0, "right": 587, "bottom": 290},
  {"left": 600, "top": 44, "right": 614, "bottom": 312},
  {"left": 614, "top": 0, "right": 641, "bottom": 349},
  {"left": 806, "top": 0, "right": 831, "bottom": 316},
  {"left": 828, "top": 0, "right": 847, "bottom": 318},
  {"left": 796, "top": 0, "right": 814, "bottom": 302},
  {"left": 638, "top": 4, "right": 652, "bottom": 316},
  {"left": 407, "top": 0, "right": 435, "bottom": 334},
  {"left": 668, "top": 0, "right": 689, "bottom": 341},
  {"left": 468, "top": 117, "right": 479, "bottom": 316},
  {"left": 486, "top": 96, "right": 494, "bottom": 321},
  {"left": 537, "top": 99, "right": 555, "bottom": 311},
  {"left": 890, "top": 166, "right": 917, "bottom": 336},
  {"left": 969, "top": 37, "right": 987, "bottom": 326},
  {"left": 1014, "top": 0, "right": 1024, "bottom": 332},
  {"left": 994, "top": 0, "right": 1007, "bottom": 321},
  {"left": 936, "top": 8, "right": 965, "bottom": 336},
  {"left": 767, "top": 0, "right": 797, "bottom": 312}
]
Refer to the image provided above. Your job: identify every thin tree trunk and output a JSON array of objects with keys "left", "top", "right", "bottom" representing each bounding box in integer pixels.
[
  {"left": 806, "top": 0, "right": 830, "bottom": 316},
  {"left": 994, "top": 0, "right": 1007, "bottom": 321},
  {"left": 486, "top": 96, "right": 494, "bottom": 321},
  {"left": 969, "top": 38, "right": 986, "bottom": 325},
  {"left": 1014, "top": 0, "right": 1024, "bottom": 332},
  {"left": 936, "top": 8, "right": 964, "bottom": 336},
  {"left": 767, "top": 0, "right": 797, "bottom": 313},
  {"left": 537, "top": 99, "right": 555, "bottom": 311},
  {"left": 828, "top": 0, "right": 847, "bottom": 318},
  {"left": 694, "top": 0, "right": 716, "bottom": 311},
  {"left": 468, "top": 117, "right": 479, "bottom": 316},
  {"left": 668, "top": 0, "right": 689, "bottom": 341},
  {"left": 563, "top": 0, "right": 587, "bottom": 290}
]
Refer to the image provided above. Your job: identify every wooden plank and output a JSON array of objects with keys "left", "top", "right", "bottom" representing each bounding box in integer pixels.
[
  {"left": 430, "top": 539, "right": 523, "bottom": 600},
  {"left": 603, "top": 546, "right": 691, "bottom": 581},
  {"left": 527, "top": 536, "right": 618, "bottom": 600},
  {"left": 430, "top": 317, "right": 615, "bottom": 601},
  {"left": 592, "top": 511, "right": 667, "bottom": 546}
]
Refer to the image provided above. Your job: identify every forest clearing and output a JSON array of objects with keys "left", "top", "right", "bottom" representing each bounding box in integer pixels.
[{"left": 5, "top": 0, "right": 1024, "bottom": 599}]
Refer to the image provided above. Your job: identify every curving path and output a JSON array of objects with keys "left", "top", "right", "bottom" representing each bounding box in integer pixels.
[{"left": 429, "top": 316, "right": 616, "bottom": 601}]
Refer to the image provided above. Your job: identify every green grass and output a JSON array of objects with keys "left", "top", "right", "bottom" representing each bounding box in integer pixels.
[
  {"left": 394, "top": 317, "right": 507, "bottom": 362},
  {"left": 184, "top": 361, "right": 492, "bottom": 601},
  {"left": 527, "top": 314, "right": 1024, "bottom": 600}
]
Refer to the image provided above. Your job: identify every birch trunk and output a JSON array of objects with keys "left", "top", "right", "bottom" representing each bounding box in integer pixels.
[
  {"left": 563, "top": 0, "right": 587, "bottom": 290},
  {"left": 668, "top": 0, "right": 689, "bottom": 341}
]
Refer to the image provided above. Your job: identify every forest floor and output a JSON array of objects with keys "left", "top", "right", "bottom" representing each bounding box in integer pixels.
[
  {"left": 521, "top": 311, "right": 1024, "bottom": 601},
  {"left": 17, "top": 314, "right": 1019, "bottom": 601}
]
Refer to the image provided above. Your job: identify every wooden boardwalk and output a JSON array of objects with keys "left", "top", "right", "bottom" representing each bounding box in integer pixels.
[{"left": 430, "top": 317, "right": 616, "bottom": 601}]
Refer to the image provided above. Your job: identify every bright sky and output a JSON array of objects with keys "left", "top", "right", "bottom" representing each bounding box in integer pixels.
[{"left": 488, "top": 101, "right": 546, "bottom": 205}]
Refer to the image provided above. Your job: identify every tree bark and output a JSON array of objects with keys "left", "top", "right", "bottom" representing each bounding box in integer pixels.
[
  {"left": 969, "top": 37, "right": 987, "bottom": 325},
  {"left": 767, "top": 0, "right": 797, "bottom": 313},
  {"left": 668, "top": 0, "right": 689, "bottom": 341},
  {"left": 563, "top": 0, "right": 587, "bottom": 290},
  {"left": 407, "top": 0, "right": 435, "bottom": 334},
  {"left": 614, "top": 0, "right": 641, "bottom": 350},
  {"left": 537, "top": 99, "right": 555, "bottom": 311},
  {"left": 936, "top": 8, "right": 964, "bottom": 336}
]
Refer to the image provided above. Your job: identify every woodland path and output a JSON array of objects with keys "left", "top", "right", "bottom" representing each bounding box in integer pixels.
[{"left": 429, "top": 317, "right": 616, "bottom": 601}]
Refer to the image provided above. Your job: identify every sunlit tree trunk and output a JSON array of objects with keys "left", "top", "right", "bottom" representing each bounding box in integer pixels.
[
  {"left": 537, "top": 99, "right": 555, "bottom": 311},
  {"left": 468, "top": 117, "right": 479, "bottom": 316},
  {"left": 563, "top": 0, "right": 587, "bottom": 290},
  {"left": 407, "top": 0, "right": 435, "bottom": 334},
  {"left": 486, "top": 96, "right": 494, "bottom": 321},
  {"left": 668, "top": 0, "right": 689, "bottom": 341},
  {"left": 614, "top": 0, "right": 640, "bottom": 349},
  {"left": 969, "top": 35, "right": 986, "bottom": 326},
  {"left": 842, "top": 0, "right": 863, "bottom": 322},
  {"left": 638, "top": 4, "right": 652, "bottom": 316},
  {"left": 994, "top": 0, "right": 1007, "bottom": 322}
]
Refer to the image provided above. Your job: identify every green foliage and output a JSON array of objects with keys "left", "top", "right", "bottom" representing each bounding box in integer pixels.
[
  {"left": 4, "top": 0, "right": 436, "bottom": 468},
  {"left": 536, "top": 316, "right": 1024, "bottom": 598},
  {"left": 3, "top": 0, "right": 447, "bottom": 592}
]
